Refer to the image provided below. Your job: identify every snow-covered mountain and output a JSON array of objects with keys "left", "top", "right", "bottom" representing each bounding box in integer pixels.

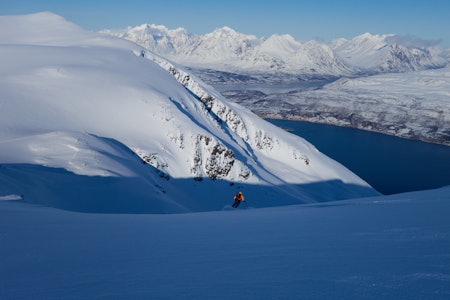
[
  {"left": 103, "top": 23, "right": 450, "bottom": 146},
  {"left": 0, "top": 12, "right": 379, "bottom": 213},
  {"left": 228, "top": 67, "right": 450, "bottom": 146},
  {"left": 103, "top": 24, "right": 354, "bottom": 76},
  {"left": 104, "top": 25, "right": 447, "bottom": 78},
  {"left": 331, "top": 33, "right": 447, "bottom": 73}
]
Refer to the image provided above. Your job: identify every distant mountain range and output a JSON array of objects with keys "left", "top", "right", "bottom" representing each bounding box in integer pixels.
[
  {"left": 103, "top": 24, "right": 448, "bottom": 78},
  {"left": 101, "top": 24, "right": 450, "bottom": 146}
]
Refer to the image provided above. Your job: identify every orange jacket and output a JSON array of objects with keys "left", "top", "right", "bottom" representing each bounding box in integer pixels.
[{"left": 234, "top": 192, "right": 245, "bottom": 201}]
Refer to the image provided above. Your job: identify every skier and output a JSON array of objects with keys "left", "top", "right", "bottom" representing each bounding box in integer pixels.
[{"left": 232, "top": 191, "right": 245, "bottom": 208}]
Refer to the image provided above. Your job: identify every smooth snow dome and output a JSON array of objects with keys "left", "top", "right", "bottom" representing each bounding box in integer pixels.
[{"left": 0, "top": 12, "right": 378, "bottom": 213}]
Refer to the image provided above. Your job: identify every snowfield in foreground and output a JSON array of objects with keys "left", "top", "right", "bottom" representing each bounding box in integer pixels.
[
  {"left": 1, "top": 186, "right": 450, "bottom": 300},
  {"left": 0, "top": 12, "right": 378, "bottom": 213}
]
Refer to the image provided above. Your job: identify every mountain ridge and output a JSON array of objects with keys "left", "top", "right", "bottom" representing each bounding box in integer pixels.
[
  {"left": 103, "top": 24, "right": 448, "bottom": 78},
  {"left": 0, "top": 12, "right": 379, "bottom": 213}
]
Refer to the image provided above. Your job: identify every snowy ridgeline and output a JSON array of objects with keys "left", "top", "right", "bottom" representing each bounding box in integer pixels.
[
  {"left": 103, "top": 24, "right": 448, "bottom": 77},
  {"left": 1, "top": 186, "right": 450, "bottom": 299},
  {"left": 0, "top": 12, "right": 379, "bottom": 214}
]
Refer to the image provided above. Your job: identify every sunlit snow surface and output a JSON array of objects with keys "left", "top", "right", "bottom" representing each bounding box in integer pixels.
[
  {"left": 0, "top": 12, "right": 449, "bottom": 300},
  {"left": 0, "top": 12, "right": 378, "bottom": 213},
  {"left": 106, "top": 23, "right": 450, "bottom": 145},
  {"left": 104, "top": 26, "right": 446, "bottom": 76}
]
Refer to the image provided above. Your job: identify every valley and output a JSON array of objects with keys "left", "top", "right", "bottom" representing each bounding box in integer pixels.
[{"left": 106, "top": 24, "right": 450, "bottom": 146}]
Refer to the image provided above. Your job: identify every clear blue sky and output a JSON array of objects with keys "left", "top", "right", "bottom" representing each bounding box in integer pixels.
[{"left": 1, "top": 0, "right": 449, "bottom": 46}]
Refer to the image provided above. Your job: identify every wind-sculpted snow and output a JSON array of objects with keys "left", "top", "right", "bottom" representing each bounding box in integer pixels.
[{"left": 0, "top": 13, "right": 379, "bottom": 213}]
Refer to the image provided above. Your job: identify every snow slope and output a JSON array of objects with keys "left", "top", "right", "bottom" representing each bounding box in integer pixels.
[
  {"left": 0, "top": 12, "right": 378, "bottom": 213},
  {"left": 1, "top": 186, "right": 449, "bottom": 299}
]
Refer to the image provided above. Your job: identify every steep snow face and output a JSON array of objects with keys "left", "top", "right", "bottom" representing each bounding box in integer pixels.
[
  {"left": 0, "top": 13, "right": 379, "bottom": 213},
  {"left": 332, "top": 33, "right": 447, "bottom": 73}
]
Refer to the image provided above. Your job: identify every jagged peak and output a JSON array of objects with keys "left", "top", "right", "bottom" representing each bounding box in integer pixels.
[
  {"left": 206, "top": 26, "right": 257, "bottom": 41},
  {"left": 128, "top": 23, "right": 189, "bottom": 37},
  {"left": 259, "top": 33, "right": 302, "bottom": 54},
  {"left": 212, "top": 26, "right": 239, "bottom": 35},
  {"left": 355, "top": 32, "right": 394, "bottom": 40},
  {"left": 264, "top": 33, "right": 299, "bottom": 45},
  {"left": 102, "top": 22, "right": 446, "bottom": 76}
]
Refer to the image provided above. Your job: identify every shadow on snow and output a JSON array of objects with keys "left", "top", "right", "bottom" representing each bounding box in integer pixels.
[{"left": 0, "top": 162, "right": 379, "bottom": 214}]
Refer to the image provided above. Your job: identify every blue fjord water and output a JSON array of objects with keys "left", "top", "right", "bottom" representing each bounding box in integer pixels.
[{"left": 268, "top": 119, "right": 450, "bottom": 195}]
